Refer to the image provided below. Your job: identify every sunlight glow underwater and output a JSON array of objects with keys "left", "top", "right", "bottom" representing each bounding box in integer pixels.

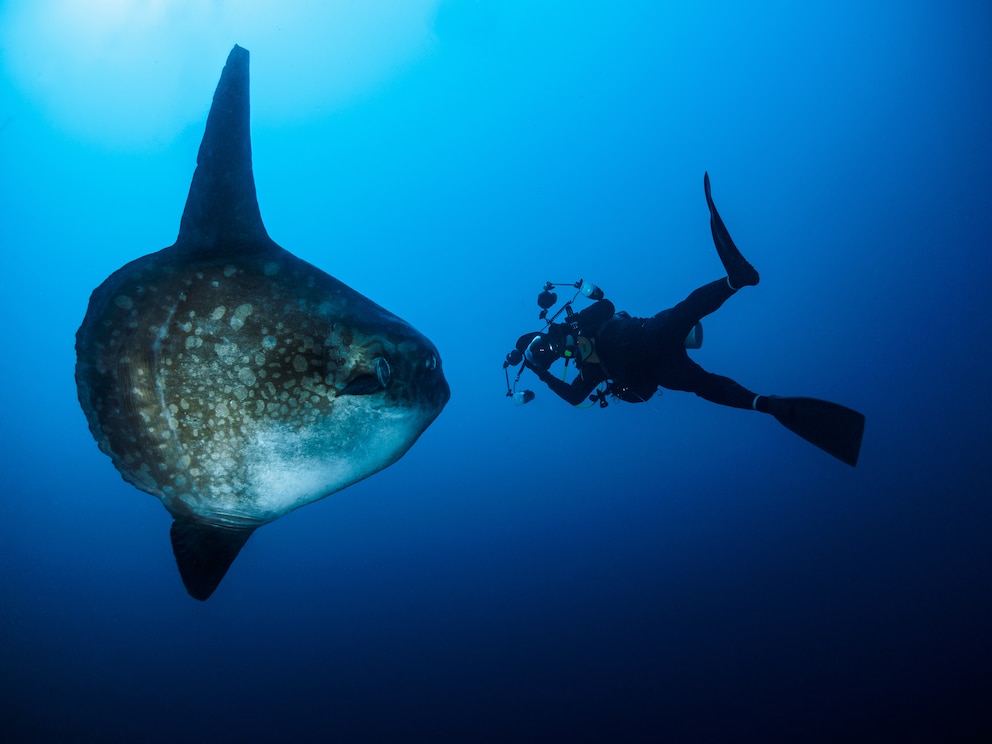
[{"left": 0, "top": 0, "right": 440, "bottom": 147}]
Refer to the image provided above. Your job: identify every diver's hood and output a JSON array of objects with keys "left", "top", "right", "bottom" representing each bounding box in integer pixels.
[{"left": 515, "top": 331, "right": 542, "bottom": 354}]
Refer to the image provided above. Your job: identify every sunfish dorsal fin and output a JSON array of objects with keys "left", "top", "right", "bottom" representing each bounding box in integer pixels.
[
  {"left": 176, "top": 44, "right": 270, "bottom": 251},
  {"left": 170, "top": 519, "right": 255, "bottom": 600}
]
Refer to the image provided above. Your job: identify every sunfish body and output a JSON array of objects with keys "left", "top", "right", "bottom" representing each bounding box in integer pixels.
[{"left": 75, "top": 46, "right": 450, "bottom": 600}]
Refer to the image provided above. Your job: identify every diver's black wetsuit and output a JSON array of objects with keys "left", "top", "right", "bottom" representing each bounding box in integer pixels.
[
  {"left": 529, "top": 279, "right": 758, "bottom": 408},
  {"left": 515, "top": 173, "right": 865, "bottom": 467}
]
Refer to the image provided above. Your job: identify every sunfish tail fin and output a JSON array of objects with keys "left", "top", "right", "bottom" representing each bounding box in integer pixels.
[
  {"left": 170, "top": 519, "right": 255, "bottom": 600},
  {"left": 767, "top": 396, "right": 865, "bottom": 467}
]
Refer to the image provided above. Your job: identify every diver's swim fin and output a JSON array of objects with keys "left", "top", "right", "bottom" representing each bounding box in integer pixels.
[
  {"left": 703, "top": 172, "right": 759, "bottom": 289},
  {"left": 765, "top": 396, "right": 865, "bottom": 467}
]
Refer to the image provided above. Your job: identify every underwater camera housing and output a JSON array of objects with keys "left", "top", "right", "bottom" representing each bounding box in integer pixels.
[
  {"left": 503, "top": 279, "right": 704, "bottom": 407},
  {"left": 503, "top": 279, "right": 603, "bottom": 405}
]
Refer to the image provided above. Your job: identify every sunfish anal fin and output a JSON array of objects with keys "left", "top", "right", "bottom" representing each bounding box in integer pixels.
[{"left": 170, "top": 519, "right": 255, "bottom": 601}]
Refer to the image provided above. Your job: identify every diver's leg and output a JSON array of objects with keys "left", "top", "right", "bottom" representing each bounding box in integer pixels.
[
  {"left": 658, "top": 354, "right": 760, "bottom": 410},
  {"left": 704, "top": 172, "right": 759, "bottom": 289},
  {"left": 659, "top": 279, "right": 737, "bottom": 338},
  {"left": 659, "top": 355, "right": 865, "bottom": 464},
  {"left": 661, "top": 359, "right": 865, "bottom": 465}
]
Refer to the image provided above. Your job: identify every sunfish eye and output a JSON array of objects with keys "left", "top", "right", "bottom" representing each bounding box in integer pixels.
[
  {"left": 340, "top": 356, "right": 391, "bottom": 396},
  {"left": 425, "top": 354, "right": 437, "bottom": 371},
  {"left": 375, "top": 356, "right": 391, "bottom": 388}
]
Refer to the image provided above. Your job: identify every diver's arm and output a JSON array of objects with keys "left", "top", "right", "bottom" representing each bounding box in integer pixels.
[
  {"left": 573, "top": 299, "right": 615, "bottom": 333},
  {"left": 529, "top": 362, "right": 605, "bottom": 406}
]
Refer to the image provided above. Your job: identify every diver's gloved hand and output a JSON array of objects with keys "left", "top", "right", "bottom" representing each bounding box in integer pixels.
[{"left": 525, "top": 359, "right": 554, "bottom": 385}]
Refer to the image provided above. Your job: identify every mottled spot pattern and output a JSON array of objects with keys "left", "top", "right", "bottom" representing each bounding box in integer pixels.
[{"left": 76, "top": 247, "right": 448, "bottom": 528}]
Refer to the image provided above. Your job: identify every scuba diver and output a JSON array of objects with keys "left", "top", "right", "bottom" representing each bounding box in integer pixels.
[{"left": 503, "top": 173, "right": 865, "bottom": 466}]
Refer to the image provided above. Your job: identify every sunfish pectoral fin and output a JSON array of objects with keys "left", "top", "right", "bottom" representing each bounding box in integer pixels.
[{"left": 170, "top": 518, "right": 256, "bottom": 601}]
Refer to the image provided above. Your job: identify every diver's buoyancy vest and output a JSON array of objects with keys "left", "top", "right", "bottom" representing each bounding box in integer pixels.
[{"left": 594, "top": 313, "right": 659, "bottom": 403}]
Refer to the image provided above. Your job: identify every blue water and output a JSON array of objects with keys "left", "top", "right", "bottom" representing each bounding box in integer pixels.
[{"left": 2, "top": 2, "right": 990, "bottom": 741}]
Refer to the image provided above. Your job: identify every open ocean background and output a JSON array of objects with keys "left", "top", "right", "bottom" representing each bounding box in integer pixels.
[{"left": 1, "top": 1, "right": 990, "bottom": 741}]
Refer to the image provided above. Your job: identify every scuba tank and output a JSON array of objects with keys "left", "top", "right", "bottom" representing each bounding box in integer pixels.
[{"left": 684, "top": 322, "right": 703, "bottom": 349}]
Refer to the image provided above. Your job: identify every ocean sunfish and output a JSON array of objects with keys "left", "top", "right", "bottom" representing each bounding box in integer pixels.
[{"left": 75, "top": 45, "right": 450, "bottom": 600}]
